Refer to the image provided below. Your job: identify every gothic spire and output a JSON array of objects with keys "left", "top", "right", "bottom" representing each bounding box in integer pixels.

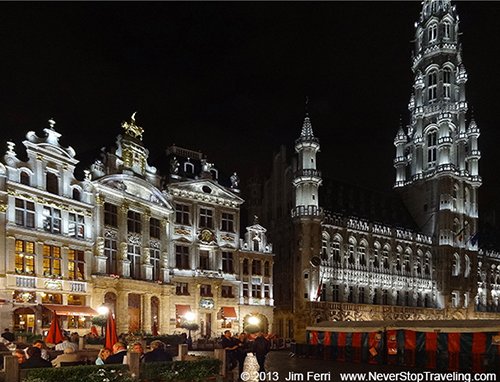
[{"left": 419, "top": 0, "right": 455, "bottom": 23}]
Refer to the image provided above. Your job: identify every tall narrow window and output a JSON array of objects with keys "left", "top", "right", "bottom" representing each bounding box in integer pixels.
[
  {"left": 15, "top": 240, "right": 35, "bottom": 275},
  {"left": 72, "top": 188, "right": 81, "bottom": 201},
  {"left": 221, "top": 212, "right": 234, "bottom": 232},
  {"left": 251, "top": 260, "right": 261, "bottom": 275},
  {"left": 68, "top": 249, "right": 85, "bottom": 280},
  {"left": 151, "top": 248, "right": 161, "bottom": 281},
  {"left": 427, "top": 71, "right": 438, "bottom": 102},
  {"left": 358, "top": 245, "right": 366, "bottom": 266},
  {"left": 127, "top": 211, "right": 142, "bottom": 233},
  {"left": 175, "top": 246, "right": 190, "bottom": 270},
  {"left": 427, "top": 131, "right": 437, "bottom": 164},
  {"left": 46, "top": 172, "right": 58, "bottom": 194},
  {"left": 128, "top": 244, "right": 141, "bottom": 279},
  {"left": 15, "top": 199, "right": 35, "bottom": 228},
  {"left": 43, "top": 245, "right": 61, "bottom": 277},
  {"left": 105, "top": 238, "right": 118, "bottom": 275},
  {"left": 199, "top": 250, "right": 210, "bottom": 270},
  {"left": 175, "top": 204, "right": 190, "bottom": 225},
  {"left": 359, "top": 287, "right": 365, "bottom": 304},
  {"left": 104, "top": 203, "right": 118, "bottom": 227},
  {"left": 43, "top": 207, "right": 61, "bottom": 233},
  {"left": 332, "top": 241, "right": 341, "bottom": 263},
  {"left": 242, "top": 258, "right": 249, "bottom": 275},
  {"left": 222, "top": 252, "right": 234, "bottom": 273},
  {"left": 428, "top": 24, "right": 437, "bottom": 42},
  {"left": 332, "top": 285, "right": 339, "bottom": 302},
  {"left": 443, "top": 68, "right": 452, "bottom": 99},
  {"left": 150, "top": 218, "right": 161, "bottom": 239},
  {"left": 443, "top": 22, "right": 451, "bottom": 39},
  {"left": 264, "top": 261, "right": 270, "bottom": 277},
  {"left": 68, "top": 213, "right": 85, "bottom": 238},
  {"left": 199, "top": 208, "right": 213, "bottom": 228}
]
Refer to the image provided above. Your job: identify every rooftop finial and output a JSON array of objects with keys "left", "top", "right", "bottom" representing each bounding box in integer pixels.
[
  {"left": 305, "top": 96, "right": 309, "bottom": 116},
  {"left": 48, "top": 118, "right": 56, "bottom": 129},
  {"left": 121, "top": 111, "right": 144, "bottom": 141}
]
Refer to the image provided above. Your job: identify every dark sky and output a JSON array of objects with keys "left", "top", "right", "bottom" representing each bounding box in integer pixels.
[{"left": 0, "top": 2, "right": 499, "bottom": 205}]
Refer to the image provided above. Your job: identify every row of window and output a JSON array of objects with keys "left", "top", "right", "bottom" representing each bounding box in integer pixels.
[
  {"left": 17, "top": 171, "right": 84, "bottom": 201},
  {"left": 15, "top": 239, "right": 85, "bottom": 280},
  {"left": 15, "top": 199, "right": 85, "bottom": 238},
  {"left": 178, "top": 282, "right": 271, "bottom": 299},
  {"left": 426, "top": 68, "right": 452, "bottom": 102},
  {"left": 319, "top": 284, "right": 432, "bottom": 308}
]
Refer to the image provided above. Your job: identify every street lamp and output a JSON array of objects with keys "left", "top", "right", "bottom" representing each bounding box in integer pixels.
[
  {"left": 182, "top": 311, "right": 197, "bottom": 350},
  {"left": 247, "top": 315, "right": 260, "bottom": 326},
  {"left": 97, "top": 305, "right": 109, "bottom": 316}
]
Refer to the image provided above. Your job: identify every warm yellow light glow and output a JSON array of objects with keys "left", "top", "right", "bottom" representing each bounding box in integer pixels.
[
  {"left": 247, "top": 315, "right": 260, "bottom": 326},
  {"left": 97, "top": 305, "right": 109, "bottom": 315},
  {"left": 184, "top": 311, "right": 196, "bottom": 322}
]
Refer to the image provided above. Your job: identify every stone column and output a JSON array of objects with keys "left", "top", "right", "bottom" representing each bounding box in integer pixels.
[
  {"left": 160, "top": 219, "right": 169, "bottom": 282},
  {"left": 5, "top": 236, "right": 15, "bottom": 275},
  {"left": 119, "top": 242, "right": 131, "bottom": 278},
  {"left": 143, "top": 294, "right": 152, "bottom": 333},
  {"left": 61, "top": 246, "right": 69, "bottom": 280},
  {"left": 94, "top": 237, "right": 108, "bottom": 274}
]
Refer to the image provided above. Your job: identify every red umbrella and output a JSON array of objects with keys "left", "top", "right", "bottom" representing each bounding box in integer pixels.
[
  {"left": 90, "top": 325, "right": 99, "bottom": 337},
  {"left": 105, "top": 312, "right": 118, "bottom": 350},
  {"left": 45, "top": 313, "right": 64, "bottom": 345}
]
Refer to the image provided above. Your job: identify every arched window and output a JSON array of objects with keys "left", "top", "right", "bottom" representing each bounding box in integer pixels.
[
  {"left": 72, "top": 188, "right": 81, "bottom": 201},
  {"left": 464, "top": 255, "right": 471, "bottom": 278},
  {"left": 427, "top": 131, "right": 437, "bottom": 164},
  {"left": 46, "top": 172, "right": 58, "bottom": 194},
  {"left": 358, "top": 242, "right": 367, "bottom": 267},
  {"left": 427, "top": 71, "right": 438, "bottom": 102},
  {"left": 20, "top": 171, "right": 30, "bottom": 186},
  {"left": 382, "top": 245, "right": 390, "bottom": 270},
  {"left": 428, "top": 23, "right": 437, "bottom": 42},
  {"left": 443, "top": 21, "right": 451, "bottom": 39},
  {"left": 332, "top": 238, "right": 341, "bottom": 264},
  {"left": 452, "top": 253, "right": 460, "bottom": 276},
  {"left": 443, "top": 68, "right": 452, "bottom": 99},
  {"left": 184, "top": 161, "right": 194, "bottom": 174},
  {"left": 373, "top": 242, "right": 380, "bottom": 269}
]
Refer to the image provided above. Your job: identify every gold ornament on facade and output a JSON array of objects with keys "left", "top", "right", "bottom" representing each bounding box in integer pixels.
[
  {"left": 95, "top": 193, "right": 105, "bottom": 205},
  {"left": 121, "top": 112, "right": 144, "bottom": 141},
  {"left": 199, "top": 229, "right": 216, "bottom": 244},
  {"left": 0, "top": 203, "right": 7, "bottom": 213}
]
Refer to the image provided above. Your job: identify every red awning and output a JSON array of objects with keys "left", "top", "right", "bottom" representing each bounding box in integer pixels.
[
  {"left": 175, "top": 304, "right": 191, "bottom": 317},
  {"left": 43, "top": 304, "right": 98, "bottom": 317},
  {"left": 222, "top": 306, "right": 237, "bottom": 320}
]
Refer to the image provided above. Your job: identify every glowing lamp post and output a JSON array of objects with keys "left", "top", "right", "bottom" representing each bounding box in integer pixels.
[
  {"left": 95, "top": 305, "right": 109, "bottom": 336},
  {"left": 182, "top": 311, "right": 197, "bottom": 350}
]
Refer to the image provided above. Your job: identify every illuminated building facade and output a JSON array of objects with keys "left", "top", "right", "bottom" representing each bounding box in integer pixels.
[
  {"left": 252, "top": 0, "right": 500, "bottom": 342},
  {"left": 0, "top": 116, "right": 274, "bottom": 336}
]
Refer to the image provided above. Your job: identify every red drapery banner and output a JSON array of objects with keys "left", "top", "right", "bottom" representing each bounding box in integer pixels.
[{"left": 425, "top": 332, "right": 438, "bottom": 369}]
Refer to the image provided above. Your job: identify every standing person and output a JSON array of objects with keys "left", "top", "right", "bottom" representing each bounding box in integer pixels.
[
  {"left": 253, "top": 332, "right": 270, "bottom": 373},
  {"left": 236, "top": 332, "right": 249, "bottom": 379},
  {"left": 143, "top": 340, "right": 172, "bottom": 363},
  {"left": 2, "top": 328, "right": 15, "bottom": 342},
  {"left": 221, "top": 330, "right": 238, "bottom": 371},
  {"left": 21, "top": 346, "right": 52, "bottom": 368},
  {"left": 95, "top": 347, "right": 111, "bottom": 365},
  {"left": 105, "top": 342, "right": 128, "bottom": 364}
]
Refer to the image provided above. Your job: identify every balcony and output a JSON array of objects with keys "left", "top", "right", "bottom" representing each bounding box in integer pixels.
[
  {"left": 291, "top": 205, "right": 323, "bottom": 219},
  {"left": 437, "top": 136, "right": 452, "bottom": 145},
  {"left": 294, "top": 168, "right": 321, "bottom": 179},
  {"left": 16, "top": 275, "right": 36, "bottom": 289},
  {"left": 393, "top": 156, "right": 406, "bottom": 165},
  {"left": 70, "top": 281, "right": 86, "bottom": 293}
]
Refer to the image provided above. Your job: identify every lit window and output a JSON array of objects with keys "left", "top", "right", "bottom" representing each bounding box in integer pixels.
[
  {"left": 15, "top": 240, "right": 35, "bottom": 275},
  {"left": 428, "top": 24, "right": 437, "bottom": 42},
  {"left": 68, "top": 249, "right": 85, "bottom": 280},
  {"left": 443, "top": 68, "right": 452, "bottom": 99},
  {"left": 43, "top": 244, "right": 61, "bottom": 277}
]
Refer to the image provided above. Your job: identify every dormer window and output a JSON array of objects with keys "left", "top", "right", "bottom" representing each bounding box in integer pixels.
[
  {"left": 429, "top": 24, "right": 437, "bottom": 42},
  {"left": 184, "top": 160, "right": 194, "bottom": 174},
  {"left": 46, "top": 172, "right": 59, "bottom": 194},
  {"left": 20, "top": 171, "right": 30, "bottom": 186},
  {"left": 72, "top": 188, "right": 81, "bottom": 201}
]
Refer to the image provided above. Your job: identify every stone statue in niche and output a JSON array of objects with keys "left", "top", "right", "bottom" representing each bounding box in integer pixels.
[{"left": 230, "top": 172, "right": 240, "bottom": 188}]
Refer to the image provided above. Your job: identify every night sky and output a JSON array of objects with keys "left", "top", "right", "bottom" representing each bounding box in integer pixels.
[{"left": 1, "top": 2, "right": 499, "bottom": 207}]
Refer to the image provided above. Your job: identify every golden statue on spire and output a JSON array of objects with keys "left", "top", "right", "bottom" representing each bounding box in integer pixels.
[{"left": 121, "top": 111, "right": 144, "bottom": 140}]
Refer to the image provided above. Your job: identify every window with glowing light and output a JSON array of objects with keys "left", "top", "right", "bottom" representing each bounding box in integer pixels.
[
  {"left": 15, "top": 240, "right": 35, "bottom": 275},
  {"left": 68, "top": 249, "right": 85, "bottom": 280},
  {"left": 43, "top": 245, "right": 61, "bottom": 277}
]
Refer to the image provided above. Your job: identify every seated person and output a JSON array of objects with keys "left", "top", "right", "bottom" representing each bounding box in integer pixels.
[
  {"left": 51, "top": 347, "right": 81, "bottom": 368},
  {"left": 144, "top": 340, "right": 172, "bottom": 363},
  {"left": 13, "top": 349, "right": 26, "bottom": 365},
  {"left": 21, "top": 346, "right": 52, "bottom": 369},
  {"left": 95, "top": 347, "right": 111, "bottom": 365},
  {"left": 105, "top": 342, "right": 128, "bottom": 364}
]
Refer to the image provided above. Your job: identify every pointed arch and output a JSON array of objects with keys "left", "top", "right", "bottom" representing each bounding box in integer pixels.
[{"left": 452, "top": 253, "right": 460, "bottom": 276}]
